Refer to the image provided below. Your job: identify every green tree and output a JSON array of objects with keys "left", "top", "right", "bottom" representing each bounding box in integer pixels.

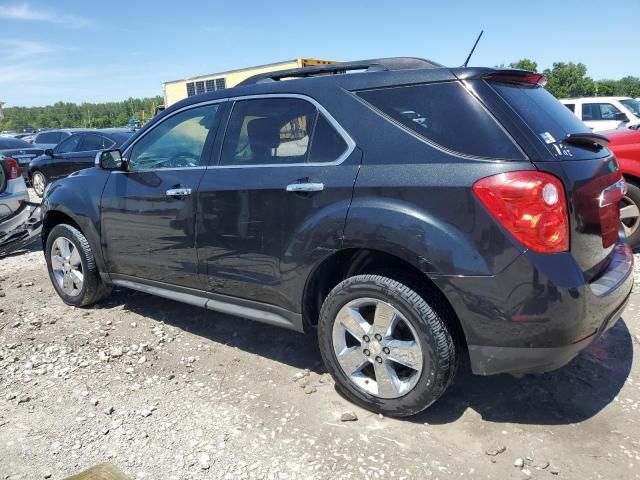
[
  {"left": 542, "top": 62, "right": 595, "bottom": 98},
  {"left": 0, "top": 96, "right": 163, "bottom": 131},
  {"left": 509, "top": 58, "right": 538, "bottom": 72}
]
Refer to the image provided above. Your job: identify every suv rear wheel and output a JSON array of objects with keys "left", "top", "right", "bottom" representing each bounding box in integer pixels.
[
  {"left": 621, "top": 180, "right": 640, "bottom": 247},
  {"left": 45, "top": 224, "right": 111, "bottom": 307},
  {"left": 318, "top": 274, "right": 457, "bottom": 417}
]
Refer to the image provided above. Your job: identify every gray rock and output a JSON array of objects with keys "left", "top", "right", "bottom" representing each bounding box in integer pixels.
[
  {"left": 199, "top": 452, "right": 211, "bottom": 470},
  {"left": 90, "top": 398, "right": 99, "bottom": 406},
  {"left": 514, "top": 458, "right": 524, "bottom": 468},
  {"left": 5, "top": 393, "right": 16, "bottom": 401},
  {"left": 103, "top": 406, "right": 114, "bottom": 415},
  {"left": 304, "top": 385, "right": 317, "bottom": 394},
  {"left": 485, "top": 445, "right": 507, "bottom": 456},
  {"left": 140, "top": 409, "right": 152, "bottom": 417},
  {"left": 340, "top": 411, "right": 358, "bottom": 422}
]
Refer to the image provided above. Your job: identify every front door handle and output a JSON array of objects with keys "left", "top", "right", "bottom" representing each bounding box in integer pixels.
[
  {"left": 166, "top": 188, "right": 192, "bottom": 197},
  {"left": 286, "top": 182, "right": 324, "bottom": 193}
]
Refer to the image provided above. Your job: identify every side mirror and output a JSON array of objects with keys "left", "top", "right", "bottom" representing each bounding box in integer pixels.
[
  {"left": 96, "top": 149, "right": 125, "bottom": 170},
  {"left": 44, "top": 148, "right": 54, "bottom": 157},
  {"left": 614, "top": 112, "right": 630, "bottom": 123}
]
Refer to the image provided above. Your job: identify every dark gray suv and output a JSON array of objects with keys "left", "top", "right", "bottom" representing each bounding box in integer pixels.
[{"left": 39, "top": 58, "right": 633, "bottom": 417}]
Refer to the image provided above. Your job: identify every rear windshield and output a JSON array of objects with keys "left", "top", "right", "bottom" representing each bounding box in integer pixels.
[
  {"left": 357, "top": 82, "right": 525, "bottom": 160},
  {"left": 488, "top": 81, "right": 606, "bottom": 160}
]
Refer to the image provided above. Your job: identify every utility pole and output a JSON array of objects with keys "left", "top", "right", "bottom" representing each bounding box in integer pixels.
[{"left": 0, "top": 101, "right": 5, "bottom": 122}]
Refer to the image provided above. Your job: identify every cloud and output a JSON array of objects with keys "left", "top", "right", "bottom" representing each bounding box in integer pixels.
[
  {"left": 0, "top": 39, "right": 54, "bottom": 60},
  {"left": 0, "top": 2, "right": 90, "bottom": 27}
]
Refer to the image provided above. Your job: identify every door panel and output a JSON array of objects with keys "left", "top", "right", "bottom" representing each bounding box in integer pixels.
[
  {"left": 101, "top": 169, "right": 206, "bottom": 287},
  {"left": 196, "top": 153, "right": 361, "bottom": 311},
  {"left": 100, "top": 102, "right": 223, "bottom": 288}
]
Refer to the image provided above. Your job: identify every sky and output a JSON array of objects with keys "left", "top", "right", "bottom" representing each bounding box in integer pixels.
[{"left": 0, "top": 0, "right": 639, "bottom": 107}]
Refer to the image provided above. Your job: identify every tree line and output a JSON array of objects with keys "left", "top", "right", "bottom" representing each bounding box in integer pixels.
[
  {"left": 0, "top": 96, "right": 164, "bottom": 131},
  {"left": 507, "top": 59, "right": 640, "bottom": 98}
]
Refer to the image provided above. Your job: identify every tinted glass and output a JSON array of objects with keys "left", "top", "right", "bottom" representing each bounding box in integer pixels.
[
  {"left": 55, "top": 135, "right": 82, "bottom": 154},
  {"left": 489, "top": 81, "right": 603, "bottom": 160},
  {"left": 358, "top": 82, "right": 524, "bottom": 160},
  {"left": 221, "top": 98, "right": 316, "bottom": 166},
  {"left": 308, "top": 114, "right": 348, "bottom": 163},
  {"left": 128, "top": 104, "right": 220, "bottom": 170},
  {"left": 0, "top": 156, "right": 6, "bottom": 193},
  {"left": 36, "top": 132, "right": 61, "bottom": 144},
  {"left": 80, "top": 134, "right": 114, "bottom": 151},
  {"left": 582, "top": 103, "right": 621, "bottom": 121},
  {"left": 564, "top": 103, "right": 575, "bottom": 113},
  {"left": 0, "top": 138, "right": 32, "bottom": 149},
  {"left": 620, "top": 99, "right": 640, "bottom": 116}
]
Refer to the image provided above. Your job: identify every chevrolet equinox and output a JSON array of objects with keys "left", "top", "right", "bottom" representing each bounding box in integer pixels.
[{"left": 40, "top": 58, "right": 633, "bottom": 417}]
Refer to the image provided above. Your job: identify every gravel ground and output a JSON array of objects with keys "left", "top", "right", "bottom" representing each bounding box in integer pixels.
[{"left": 1, "top": 241, "right": 639, "bottom": 480}]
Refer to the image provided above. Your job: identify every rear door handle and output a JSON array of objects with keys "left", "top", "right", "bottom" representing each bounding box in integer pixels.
[
  {"left": 286, "top": 182, "right": 324, "bottom": 193},
  {"left": 166, "top": 188, "right": 192, "bottom": 197}
]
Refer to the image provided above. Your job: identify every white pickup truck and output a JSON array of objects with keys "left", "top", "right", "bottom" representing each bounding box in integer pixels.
[{"left": 559, "top": 96, "right": 640, "bottom": 132}]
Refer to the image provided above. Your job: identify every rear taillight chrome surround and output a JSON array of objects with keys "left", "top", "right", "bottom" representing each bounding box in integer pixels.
[{"left": 473, "top": 171, "right": 569, "bottom": 254}]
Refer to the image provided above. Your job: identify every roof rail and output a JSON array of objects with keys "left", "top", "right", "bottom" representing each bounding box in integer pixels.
[{"left": 237, "top": 57, "right": 444, "bottom": 86}]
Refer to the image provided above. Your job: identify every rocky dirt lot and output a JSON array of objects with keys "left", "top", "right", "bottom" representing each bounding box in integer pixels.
[{"left": 1, "top": 244, "right": 640, "bottom": 480}]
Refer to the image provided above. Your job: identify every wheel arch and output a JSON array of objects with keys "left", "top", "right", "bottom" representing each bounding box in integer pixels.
[{"left": 302, "top": 247, "right": 468, "bottom": 351}]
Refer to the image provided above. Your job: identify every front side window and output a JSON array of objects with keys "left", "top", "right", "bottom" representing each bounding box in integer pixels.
[
  {"left": 128, "top": 103, "right": 220, "bottom": 171},
  {"left": 582, "top": 103, "right": 621, "bottom": 121},
  {"left": 55, "top": 135, "right": 81, "bottom": 154},
  {"left": 358, "top": 82, "right": 524, "bottom": 160},
  {"left": 220, "top": 98, "right": 348, "bottom": 166}
]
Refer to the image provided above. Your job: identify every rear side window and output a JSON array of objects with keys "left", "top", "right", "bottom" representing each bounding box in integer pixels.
[
  {"left": 357, "top": 82, "right": 524, "bottom": 160},
  {"left": 36, "top": 132, "right": 61, "bottom": 144},
  {"left": 80, "top": 134, "right": 114, "bottom": 151},
  {"left": 220, "top": 98, "right": 348, "bottom": 166}
]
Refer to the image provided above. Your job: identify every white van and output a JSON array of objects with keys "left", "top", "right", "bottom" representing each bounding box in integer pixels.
[{"left": 559, "top": 97, "right": 640, "bottom": 132}]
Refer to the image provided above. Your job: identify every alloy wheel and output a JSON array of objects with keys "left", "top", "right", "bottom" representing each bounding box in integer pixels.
[
  {"left": 332, "top": 298, "right": 424, "bottom": 399},
  {"left": 50, "top": 237, "right": 84, "bottom": 296},
  {"left": 32, "top": 172, "right": 46, "bottom": 196},
  {"left": 620, "top": 195, "right": 640, "bottom": 239}
]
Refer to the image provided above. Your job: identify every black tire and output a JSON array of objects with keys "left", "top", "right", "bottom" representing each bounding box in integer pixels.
[
  {"left": 45, "top": 224, "right": 111, "bottom": 307},
  {"left": 621, "top": 180, "right": 640, "bottom": 247},
  {"left": 318, "top": 274, "right": 457, "bottom": 417},
  {"left": 31, "top": 170, "right": 47, "bottom": 197}
]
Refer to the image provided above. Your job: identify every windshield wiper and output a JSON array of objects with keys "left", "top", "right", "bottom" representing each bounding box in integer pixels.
[{"left": 562, "top": 132, "right": 610, "bottom": 151}]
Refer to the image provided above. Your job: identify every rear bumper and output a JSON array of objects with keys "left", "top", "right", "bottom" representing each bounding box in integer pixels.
[{"left": 433, "top": 240, "right": 634, "bottom": 376}]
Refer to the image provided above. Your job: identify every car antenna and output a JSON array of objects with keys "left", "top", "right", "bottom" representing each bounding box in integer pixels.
[{"left": 461, "top": 30, "right": 484, "bottom": 67}]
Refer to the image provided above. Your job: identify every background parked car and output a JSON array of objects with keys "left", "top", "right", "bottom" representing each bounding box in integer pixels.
[
  {"left": 605, "top": 127, "right": 640, "bottom": 246},
  {"left": 0, "top": 137, "right": 44, "bottom": 181},
  {"left": 31, "top": 128, "right": 89, "bottom": 150},
  {"left": 29, "top": 128, "right": 135, "bottom": 196},
  {"left": 0, "top": 154, "right": 41, "bottom": 256},
  {"left": 561, "top": 97, "right": 640, "bottom": 132}
]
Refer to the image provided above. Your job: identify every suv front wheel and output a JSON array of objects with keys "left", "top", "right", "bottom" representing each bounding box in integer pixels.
[
  {"left": 318, "top": 275, "right": 457, "bottom": 417},
  {"left": 45, "top": 224, "right": 111, "bottom": 307}
]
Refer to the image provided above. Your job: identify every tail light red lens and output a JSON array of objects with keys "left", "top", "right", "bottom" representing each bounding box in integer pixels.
[
  {"left": 5, "top": 158, "right": 21, "bottom": 180},
  {"left": 473, "top": 171, "right": 569, "bottom": 253}
]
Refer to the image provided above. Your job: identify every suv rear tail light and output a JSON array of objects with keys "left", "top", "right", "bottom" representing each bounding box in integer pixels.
[
  {"left": 5, "top": 158, "right": 21, "bottom": 180},
  {"left": 473, "top": 171, "right": 569, "bottom": 253}
]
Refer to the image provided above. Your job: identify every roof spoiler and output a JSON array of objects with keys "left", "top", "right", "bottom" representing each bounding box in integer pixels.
[
  {"left": 237, "top": 57, "right": 444, "bottom": 86},
  {"left": 482, "top": 69, "right": 547, "bottom": 86}
]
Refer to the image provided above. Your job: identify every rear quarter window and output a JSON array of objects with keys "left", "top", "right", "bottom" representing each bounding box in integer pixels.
[{"left": 357, "top": 82, "right": 525, "bottom": 160}]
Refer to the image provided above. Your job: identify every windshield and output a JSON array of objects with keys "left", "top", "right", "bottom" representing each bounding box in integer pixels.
[
  {"left": 620, "top": 98, "right": 640, "bottom": 117},
  {"left": 488, "top": 81, "right": 607, "bottom": 160}
]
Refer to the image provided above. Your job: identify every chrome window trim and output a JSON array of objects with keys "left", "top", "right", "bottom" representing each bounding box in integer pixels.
[
  {"left": 213, "top": 93, "right": 356, "bottom": 169},
  {"left": 121, "top": 94, "right": 356, "bottom": 172}
]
